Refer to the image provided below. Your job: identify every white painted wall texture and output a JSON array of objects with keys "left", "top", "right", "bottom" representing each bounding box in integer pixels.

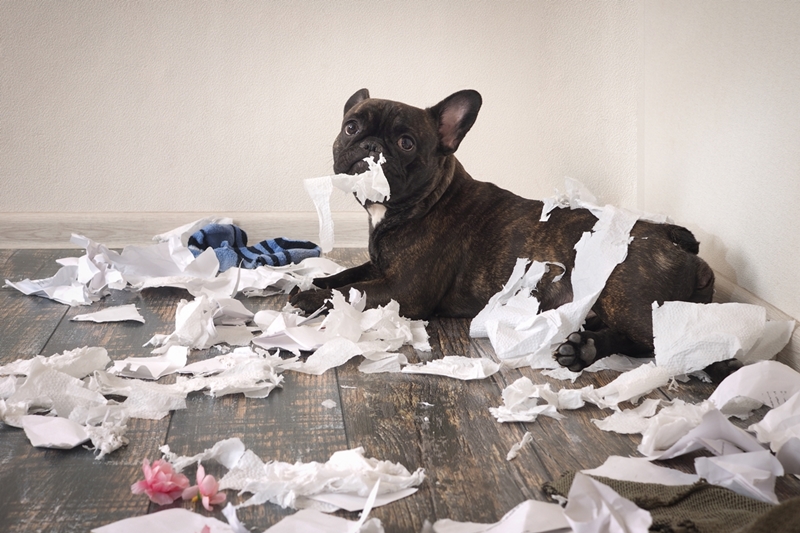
[{"left": 2, "top": 1, "right": 799, "bottom": 320}]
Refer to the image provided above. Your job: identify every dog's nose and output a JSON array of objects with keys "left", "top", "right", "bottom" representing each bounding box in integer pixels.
[{"left": 359, "top": 140, "right": 382, "bottom": 154}]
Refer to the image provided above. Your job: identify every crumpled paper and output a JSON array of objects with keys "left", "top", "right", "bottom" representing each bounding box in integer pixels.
[
  {"left": 478, "top": 205, "right": 639, "bottom": 368},
  {"left": 749, "top": 389, "right": 800, "bottom": 474},
  {"left": 401, "top": 356, "right": 500, "bottom": 380},
  {"left": 424, "top": 499, "right": 570, "bottom": 533},
  {"left": 489, "top": 377, "right": 587, "bottom": 423},
  {"left": 709, "top": 360, "right": 800, "bottom": 417},
  {"left": 647, "top": 408, "right": 765, "bottom": 460},
  {"left": 564, "top": 473, "right": 652, "bottom": 533},
  {"left": 255, "top": 288, "right": 430, "bottom": 375},
  {"left": 162, "top": 437, "right": 424, "bottom": 513},
  {"left": 5, "top": 223, "right": 343, "bottom": 305},
  {"left": 695, "top": 450, "right": 783, "bottom": 504},
  {"left": 506, "top": 431, "right": 533, "bottom": 461}
]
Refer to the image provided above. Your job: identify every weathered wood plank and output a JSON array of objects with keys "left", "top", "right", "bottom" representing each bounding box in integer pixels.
[{"left": 0, "top": 249, "right": 72, "bottom": 358}]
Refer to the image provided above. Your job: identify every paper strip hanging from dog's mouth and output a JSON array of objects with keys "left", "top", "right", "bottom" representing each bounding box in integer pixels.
[{"left": 304, "top": 154, "right": 390, "bottom": 253}]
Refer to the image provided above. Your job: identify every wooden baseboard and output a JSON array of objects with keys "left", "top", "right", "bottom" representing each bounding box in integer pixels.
[
  {"left": 2, "top": 212, "right": 795, "bottom": 370},
  {"left": 0, "top": 212, "right": 369, "bottom": 249}
]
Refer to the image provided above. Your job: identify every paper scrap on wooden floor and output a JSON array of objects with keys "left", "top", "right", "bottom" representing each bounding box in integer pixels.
[
  {"left": 5, "top": 227, "right": 344, "bottom": 305},
  {"left": 506, "top": 431, "right": 533, "bottom": 461},
  {"left": 401, "top": 355, "right": 500, "bottom": 380},
  {"left": 490, "top": 377, "right": 585, "bottom": 423},
  {"left": 91, "top": 507, "right": 235, "bottom": 533},
  {"left": 72, "top": 304, "right": 145, "bottom": 323},
  {"left": 109, "top": 345, "right": 189, "bottom": 380},
  {"left": 591, "top": 398, "right": 661, "bottom": 434},
  {"left": 161, "top": 437, "right": 423, "bottom": 513},
  {"left": 255, "top": 288, "right": 430, "bottom": 375},
  {"left": 425, "top": 499, "right": 570, "bottom": 533},
  {"left": 263, "top": 508, "right": 384, "bottom": 533},
  {"left": 695, "top": 449, "right": 783, "bottom": 503},
  {"left": 564, "top": 472, "right": 652, "bottom": 533},
  {"left": 21, "top": 415, "right": 90, "bottom": 449}
]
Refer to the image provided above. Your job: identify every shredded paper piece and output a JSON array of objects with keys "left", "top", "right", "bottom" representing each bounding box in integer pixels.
[
  {"left": 161, "top": 438, "right": 423, "bottom": 513},
  {"left": 72, "top": 304, "right": 145, "bottom": 323},
  {"left": 426, "top": 499, "right": 569, "bottom": 533},
  {"left": 402, "top": 356, "right": 500, "bottom": 380}
]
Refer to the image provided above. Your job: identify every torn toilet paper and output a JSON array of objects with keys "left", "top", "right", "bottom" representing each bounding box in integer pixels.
[{"left": 305, "top": 154, "right": 389, "bottom": 252}]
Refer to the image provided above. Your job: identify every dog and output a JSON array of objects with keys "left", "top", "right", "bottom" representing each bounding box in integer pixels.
[{"left": 291, "top": 89, "right": 723, "bottom": 374}]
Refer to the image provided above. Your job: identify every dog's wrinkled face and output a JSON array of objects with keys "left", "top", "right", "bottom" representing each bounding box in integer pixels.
[{"left": 332, "top": 89, "right": 482, "bottom": 207}]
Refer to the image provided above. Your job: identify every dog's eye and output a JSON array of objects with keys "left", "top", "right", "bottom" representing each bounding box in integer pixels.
[
  {"left": 344, "top": 120, "right": 359, "bottom": 136},
  {"left": 398, "top": 135, "right": 415, "bottom": 151}
]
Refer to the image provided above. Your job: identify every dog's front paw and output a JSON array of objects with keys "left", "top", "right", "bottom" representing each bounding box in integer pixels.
[
  {"left": 289, "top": 288, "right": 333, "bottom": 315},
  {"left": 554, "top": 332, "right": 598, "bottom": 372}
]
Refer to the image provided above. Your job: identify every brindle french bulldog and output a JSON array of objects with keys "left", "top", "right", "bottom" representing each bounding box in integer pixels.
[{"left": 291, "top": 89, "right": 724, "bottom": 374}]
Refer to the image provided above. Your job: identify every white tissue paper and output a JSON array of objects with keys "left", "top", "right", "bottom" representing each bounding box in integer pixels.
[
  {"left": 585, "top": 363, "right": 672, "bottom": 410},
  {"left": 477, "top": 204, "right": 638, "bottom": 368},
  {"left": 635, "top": 400, "right": 715, "bottom": 457},
  {"left": 305, "top": 154, "right": 390, "bottom": 252},
  {"left": 581, "top": 455, "right": 699, "bottom": 486},
  {"left": 653, "top": 301, "right": 792, "bottom": 374},
  {"left": 21, "top": 414, "right": 90, "bottom": 449},
  {"left": 490, "top": 377, "right": 586, "bottom": 423},
  {"left": 263, "top": 508, "right": 384, "bottom": 533},
  {"left": 255, "top": 289, "right": 429, "bottom": 375},
  {"left": 709, "top": 360, "right": 800, "bottom": 417},
  {"left": 6, "top": 226, "right": 344, "bottom": 305},
  {"left": 564, "top": 473, "right": 652, "bottom": 533},
  {"left": 195, "top": 442, "right": 425, "bottom": 512},
  {"left": 647, "top": 409, "right": 765, "bottom": 460},
  {"left": 591, "top": 398, "right": 661, "bottom": 434},
  {"left": 506, "top": 431, "right": 533, "bottom": 461},
  {"left": 92, "top": 508, "right": 235, "bottom": 533},
  {"left": 109, "top": 346, "right": 189, "bottom": 380},
  {"left": 749, "top": 389, "right": 800, "bottom": 473},
  {"left": 402, "top": 356, "right": 500, "bottom": 380},
  {"left": 694, "top": 449, "right": 783, "bottom": 503},
  {"left": 426, "top": 499, "right": 570, "bottom": 533},
  {"left": 161, "top": 437, "right": 247, "bottom": 472},
  {"left": 72, "top": 304, "right": 146, "bottom": 323}
]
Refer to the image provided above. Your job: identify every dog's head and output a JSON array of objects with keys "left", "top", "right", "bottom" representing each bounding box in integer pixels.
[{"left": 332, "top": 89, "right": 482, "bottom": 207}]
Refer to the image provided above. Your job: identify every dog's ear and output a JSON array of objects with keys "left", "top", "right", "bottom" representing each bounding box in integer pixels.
[
  {"left": 429, "top": 90, "right": 482, "bottom": 154},
  {"left": 344, "top": 89, "right": 370, "bottom": 115}
]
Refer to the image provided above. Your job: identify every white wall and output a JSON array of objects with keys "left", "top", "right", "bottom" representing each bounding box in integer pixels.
[
  {"left": 0, "top": 1, "right": 640, "bottom": 213},
  {"left": 643, "top": 0, "right": 800, "bottom": 320},
  {"left": 2, "top": 1, "right": 799, "bottom": 322}
]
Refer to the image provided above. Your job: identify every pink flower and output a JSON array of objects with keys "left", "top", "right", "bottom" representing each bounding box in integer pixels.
[
  {"left": 182, "top": 464, "right": 226, "bottom": 511},
  {"left": 131, "top": 459, "right": 190, "bottom": 505}
]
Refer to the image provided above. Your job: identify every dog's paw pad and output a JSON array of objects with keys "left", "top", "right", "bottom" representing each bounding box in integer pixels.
[{"left": 554, "top": 332, "right": 597, "bottom": 370}]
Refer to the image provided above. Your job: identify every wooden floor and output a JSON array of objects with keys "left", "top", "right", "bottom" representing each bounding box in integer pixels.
[{"left": 1, "top": 248, "right": 799, "bottom": 532}]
